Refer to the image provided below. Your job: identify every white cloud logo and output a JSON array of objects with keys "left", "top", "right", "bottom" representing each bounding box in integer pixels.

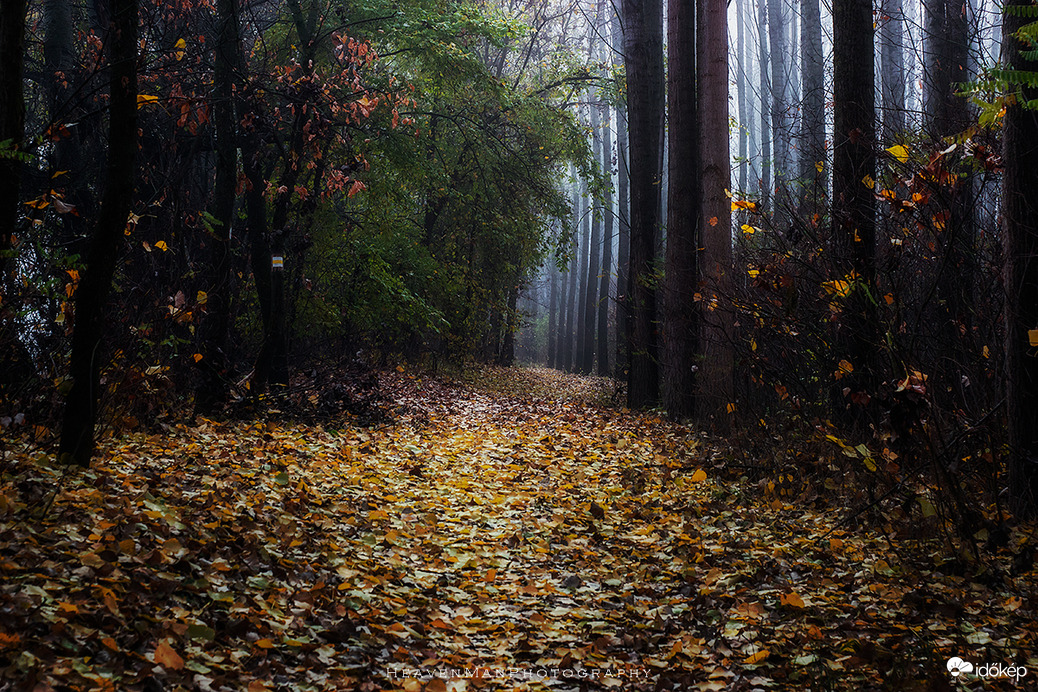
[{"left": 947, "top": 657, "right": 974, "bottom": 677}]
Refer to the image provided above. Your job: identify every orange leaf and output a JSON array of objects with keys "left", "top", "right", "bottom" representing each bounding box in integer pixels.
[
  {"left": 709, "top": 216, "right": 719, "bottom": 226},
  {"left": 153, "top": 641, "right": 185, "bottom": 670},
  {"left": 255, "top": 638, "right": 275, "bottom": 649},
  {"left": 744, "top": 649, "right": 770, "bottom": 664},
  {"left": 690, "top": 469, "right": 708, "bottom": 482},
  {"left": 781, "top": 592, "right": 806, "bottom": 608}
]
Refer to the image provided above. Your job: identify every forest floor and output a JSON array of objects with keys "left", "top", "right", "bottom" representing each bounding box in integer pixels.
[{"left": 1, "top": 366, "right": 1037, "bottom": 691}]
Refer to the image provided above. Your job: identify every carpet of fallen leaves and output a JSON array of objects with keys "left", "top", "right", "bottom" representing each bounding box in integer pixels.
[{"left": 2, "top": 366, "right": 1037, "bottom": 691}]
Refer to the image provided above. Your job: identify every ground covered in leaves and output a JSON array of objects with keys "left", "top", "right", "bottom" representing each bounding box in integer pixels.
[{"left": 2, "top": 367, "right": 1037, "bottom": 691}]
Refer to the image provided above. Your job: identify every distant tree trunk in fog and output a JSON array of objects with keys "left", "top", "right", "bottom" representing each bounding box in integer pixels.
[
  {"left": 575, "top": 175, "right": 591, "bottom": 374},
  {"left": 547, "top": 257, "right": 558, "bottom": 368},
  {"left": 556, "top": 244, "right": 570, "bottom": 370},
  {"left": 879, "top": 0, "right": 906, "bottom": 141},
  {"left": 923, "top": 0, "right": 970, "bottom": 137},
  {"left": 596, "top": 5, "right": 613, "bottom": 378},
  {"left": 768, "top": 0, "right": 791, "bottom": 228},
  {"left": 582, "top": 97, "right": 602, "bottom": 375},
  {"left": 623, "top": 0, "right": 664, "bottom": 407},
  {"left": 0, "top": 0, "right": 26, "bottom": 282},
  {"left": 832, "top": 0, "right": 877, "bottom": 426},
  {"left": 757, "top": 0, "right": 772, "bottom": 208},
  {"left": 60, "top": 0, "right": 138, "bottom": 466},
  {"left": 698, "top": 0, "right": 733, "bottom": 425},
  {"left": 662, "top": 0, "right": 697, "bottom": 418},
  {"left": 736, "top": 0, "right": 748, "bottom": 198},
  {"left": 563, "top": 186, "right": 580, "bottom": 371},
  {"left": 799, "top": 0, "right": 825, "bottom": 221},
  {"left": 613, "top": 6, "right": 631, "bottom": 378},
  {"left": 1003, "top": 0, "right": 1038, "bottom": 517}
]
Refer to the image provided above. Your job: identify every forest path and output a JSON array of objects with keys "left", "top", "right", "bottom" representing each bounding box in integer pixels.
[{"left": 3, "top": 367, "right": 1036, "bottom": 691}]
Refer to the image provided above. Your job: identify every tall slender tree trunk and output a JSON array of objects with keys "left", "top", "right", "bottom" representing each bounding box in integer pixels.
[
  {"left": 698, "top": 0, "right": 733, "bottom": 425},
  {"left": 832, "top": 0, "right": 877, "bottom": 427},
  {"left": 60, "top": 0, "right": 138, "bottom": 466},
  {"left": 1002, "top": 0, "right": 1038, "bottom": 516},
  {"left": 736, "top": 0, "right": 748, "bottom": 197},
  {"left": 598, "top": 100, "right": 614, "bottom": 376},
  {"left": 879, "top": 0, "right": 906, "bottom": 140},
  {"left": 547, "top": 257, "right": 558, "bottom": 368},
  {"left": 612, "top": 6, "right": 631, "bottom": 378},
  {"left": 575, "top": 178, "right": 590, "bottom": 373},
  {"left": 556, "top": 247, "right": 570, "bottom": 370},
  {"left": 757, "top": 0, "right": 772, "bottom": 208},
  {"left": 662, "top": 0, "right": 698, "bottom": 418},
  {"left": 799, "top": 0, "right": 825, "bottom": 221},
  {"left": 582, "top": 102, "right": 602, "bottom": 375},
  {"left": 623, "top": 0, "right": 664, "bottom": 407},
  {"left": 768, "top": 0, "right": 790, "bottom": 229},
  {"left": 563, "top": 187, "right": 580, "bottom": 371}
]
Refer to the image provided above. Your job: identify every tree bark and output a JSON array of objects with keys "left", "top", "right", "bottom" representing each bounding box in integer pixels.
[
  {"left": 597, "top": 99, "right": 614, "bottom": 377},
  {"left": 1003, "top": 0, "right": 1038, "bottom": 517},
  {"left": 799, "top": 0, "right": 825, "bottom": 218},
  {"left": 832, "top": 0, "right": 877, "bottom": 427},
  {"left": 768, "top": 0, "right": 790, "bottom": 229},
  {"left": 575, "top": 177, "right": 590, "bottom": 373},
  {"left": 196, "top": 0, "right": 241, "bottom": 412},
  {"left": 547, "top": 254, "right": 558, "bottom": 368},
  {"left": 582, "top": 100, "right": 602, "bottom": 375},
  {"left": 612, "top": 5, "right": 631, "bottom": 378},
  {"left": 60, "top": 0, "right": 138, "bottom": 466},
  {"left": 879, "top": 0, "right": 906, "bottom": 140},
  {"left": 623, "top": 0, "right": 664, "bottom": 407},
  {"left": 662, "top": 0, "right": 697, "bottom": 418},
  {"left": 756, "top": 0, "right": 771, "bottom": 208},
  {"left": 698, "top": 0, "right": 733, "bottom": 425},
  {"left": 0, "top": 0, "right": 26, "bottom": 282}
]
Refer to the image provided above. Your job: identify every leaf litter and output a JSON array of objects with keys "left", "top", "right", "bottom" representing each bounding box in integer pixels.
[{"left": 1, "top": 366, "right": 1036, "bottom": 691}]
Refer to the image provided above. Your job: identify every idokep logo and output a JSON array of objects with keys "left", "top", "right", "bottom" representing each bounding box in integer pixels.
[
  {"left": 947, "top": 656, "right": 1029, "bottom": 683},
  {"left": 947, "top": 657, "right": 974, "bottom": 677}
]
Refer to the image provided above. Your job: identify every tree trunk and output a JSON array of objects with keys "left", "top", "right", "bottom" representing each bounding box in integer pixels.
[
  {"left": 612, "top": 6, "right": 631, "bottom": 378},
  {"left": 547, "top": 255, "right": 558, "bottom": 368},
  {"left": 757, "top": 0, "right": 771, "bottom": 208},
  {"left": 736, "top": 0, "right": 748, "bottom": 197},
  {"left": 597, "top": 99, "right": 614, "bottom": 377},
  {"left": 662, "top": 0, "right": 697, "bottom": 418},
  {"left": 563, "top": 187, "right": 580, "bottom": 371},
  {"left": 0, "top": 0, "right": 26, "bottom": 282},
  {"left": 799, "top": 0, "right": 825, "bottom": 219},
  {"left": 698, "top": 0, "right": 733, "bottom": 426},
  {"left": 623, "top": 0, "right": 664, "bottom": 407},
  {"left": 879, "top": 0, "right": 906, "bottom": 140},
  {"left": 832, "top": 0, "right": 877, "bottom": 427},
  {"left": 923, "top": 0, "right": 970, "bottom": 138},
  {"left": 582, "top": 102, "right": 602, "bottom": 375},
  {"left": 575, "top": 179, "right": 590, "bottom": 373},
  {"left": 556, "top": 242, "right": 570, "bottom": 370},
  {"left": 768, "top": 0, "right": 790, "bottom": 230},
  {"left": 196, "top": 0, "right": 241, "bottom": 412},
  {"left": 59, "top": 0, "right": 138, "bottom": 466},
  {"left": 1003, "top": 0, "right": 1038, "bottom": 517}
]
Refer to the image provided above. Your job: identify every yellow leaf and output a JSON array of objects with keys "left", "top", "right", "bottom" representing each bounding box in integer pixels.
[
  {"left": 815, "top": 160, "right": 824, "bottom": 173},
  {"left": 741, "top": 224, "right": 759, "bottom": 235},
  {"left": 193, "top": 353, "right": 204, "bottom": 363},
  {"left": 885, "top": 144, "right": 910, "bottom": 163},
  {"left": 255, "top": 638, "right": 275, "bottom": 649},
  {"left": 834, "top": 359, "right": 854, "bottom": 380},
  {"left": 154, "top": 240, "right": 168, "bottom": 251},
  {"left": 137, "top": 94, "right": 160, "bottom": 108},
  {"left": 982, "top": 345, "right": 990, "bottom": 359},
  {"left": 861, "top": 174, "right": 875, "bottom": 189},
  {"left": 196, "top": 290, "right": 207, "bottom": 304},
  {"left": 781, "top": 592, "right": 805, "bottom": 608},
  {"left": 731, "top": 199, "right": 757, "bottom": 211},
  {"left": 744, "top": 649, "right": 770, "bottom": 664},
  {"left": 1029, "top": 330, "right": 1038, "bottom": 347},
  {"left": 691, "top": 469, "right": 708, "bottom": 482},
  {"left": 821, "top": 279, "right": 852, "bottom": 298},
  {"left": 726, "top": 402, "right": 736, "bottom": 414}
]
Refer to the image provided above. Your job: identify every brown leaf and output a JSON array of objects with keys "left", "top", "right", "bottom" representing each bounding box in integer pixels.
[{"left": 153, "top": 641, "right": 185, "bottom": 670}]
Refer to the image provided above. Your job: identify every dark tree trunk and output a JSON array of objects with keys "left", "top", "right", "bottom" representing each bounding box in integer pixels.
[
  {"left": 0, "top": 0, "right": 26, "bottom": 282},
  {"left": 563, "top": 189, "right": 580, "bottom": 371},
  {"left": 196, "top": 0, "right": 241, "bottom": 412},
  {"left": 556, "top": 243, "right": 570, "bottom": 370},
  {"left": 1003, "top": 0, "right": 1038, "bottom": 517},
  {"left": 923, "top": 0, "right": 970, "bottom": 138},
  {"left": 879, "top": 0, "right": 906, "bottom": 140},
  {"left": 582, "top": 101, "right": 602, "bottom": 375},
  {"left": 623, "top": 0, "right": 664, "bottom": 407},
  {"left": 768, "top": 0, "right": 790, "bottom": 229},
  {"left": 698, "top": 0, "right": 733, "bottom": 425},
  {"left": 832, "top": 0, "right": 877, "bottom": 426},
  {"left": 662, "top": 0, "right": 697, "bottom": 418},
  {"left": 59, "top": 0, "right": 138, "bottom": 466}
]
